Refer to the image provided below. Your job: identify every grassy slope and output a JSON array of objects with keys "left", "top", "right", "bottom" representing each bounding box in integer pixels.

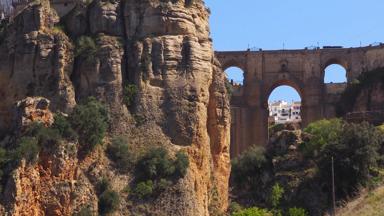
[{"left": 337, "top": 186, "right": 384, "bottom": 216}]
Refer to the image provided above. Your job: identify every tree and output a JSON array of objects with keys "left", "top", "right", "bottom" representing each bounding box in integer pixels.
[
  {"left": 317, "top": 122, "right": 382, "bottom": 198},
  {"left": 231, "top": 146, "right": 271, "bottom": 193},
  {"left": 70, "top": 97, "right": 108, "bottom": 154},
  {"left": 300, "top": 119, "right": 342, "bottom": 158}
]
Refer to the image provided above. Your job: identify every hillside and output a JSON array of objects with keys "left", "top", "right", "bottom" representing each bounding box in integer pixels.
[{"left": 338, "top": 186, "right": 384, "bottom": 216}]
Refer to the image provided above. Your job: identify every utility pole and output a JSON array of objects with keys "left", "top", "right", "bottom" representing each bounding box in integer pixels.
[{"left": 332, "top": 156, "right": 336, "bottom": 216}]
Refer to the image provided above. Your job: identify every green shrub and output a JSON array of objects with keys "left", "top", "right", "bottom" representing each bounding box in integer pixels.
[
  {"left": 98, "top": 189, "right": 120, "bottom": 215},
  {"left": 174, "top": 151, "right": 189, "bottom": 178},
  {"left": 231, "top": 146, "right": 270, "bottom": 191},
  {"left": 52, "top": 114, "right": 78, "bottom": 141},
  {"left": 132, "top": 180, "right": 154, "bottom": 199},
  {"left": 97, "top": 177, "right": 111, "bottom": 194},
  {"left": 134, "top": 147, "right": 189, "bottom": 199},
  {"left": 75, "top": 36, "right": 99, "bottom": 61},
  {"left": 269, "top": 124, "right": 285, "bottom": 135},
  {"left": 231, "top": 207, "right": 272, "bottom": 216},
  {"left": 123, "top": 84, "right": 138, "bottom": 107},
  {"left": 74, "top": 206, "right": 93, "bottom": 216},
  {"left": 136, "top": 147, "right": 175, "bottom": 181},
  {"left": 300, "top": 119, "right": 342, "bottom": 158},
  {"left": 317, "top": 122, "right": 382, "bottom": 198},
  {"left": 228, "top": 202, "right": 243, "bottom": 214},
  {"left": 225, "top": 79, "right": 234, "bottom": 97},
  {"left": 155, "top": 178, "right": 172, "bottom": 193},
  {"left": 11, "top": 137, "right": 40, "bottom": 164},
  {"left": 288, "top": 207, "right": 307, "bottom": 216},
  {"left": 70, "top": 97, "right": 108, "bottom": 155},
  {"left": 269, "top": 183, "right": 284, "bottom": 209},
  {"left": 107, "top": 136, "right": 133, "bottom": 172}
]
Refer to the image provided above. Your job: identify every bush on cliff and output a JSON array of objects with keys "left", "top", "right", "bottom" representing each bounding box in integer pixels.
[
  {"left": 97, "top": 178, "right": 120, "bottom": 215},
  {"left": 10, "top": 123, "right": 62, "bottom": 164},
  {"left": 52, "top": 114, "right": 78, "bottom": 141},
  {"left": 136, "top": 147, "right": 189, "bottom": 181},
  {"left": 131, "top": 180, "right": 154, "bottom": 199},
  {"left": 132, "top": 147, "right": 189, "bottom": 199},
  {"left": 11, "top": 137, "right": 40, "bottom": 164},
  {"left": 98, "top": 189, "right": 120, "bottom": 215},
  {"left": 75, "top": 36, "right": 99, "bottom": 62},
  {"left": 107, "top": 136, "right": 133, "bottom": 172},
  {"left": 70, "top": 97, "right": 108, "bottom": 155},
  {"left": 123, "top": 84, "right": 138, "bottom": 107}
]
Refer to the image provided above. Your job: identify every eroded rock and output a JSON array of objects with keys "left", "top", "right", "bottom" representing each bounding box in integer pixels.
[{"left": 14, "top": 97, "right": 54, "bottom": 130}]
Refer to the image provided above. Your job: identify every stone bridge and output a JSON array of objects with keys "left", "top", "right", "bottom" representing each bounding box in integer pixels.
[{"left": 215, "top": 45, "right": 384, "bottom": 157}]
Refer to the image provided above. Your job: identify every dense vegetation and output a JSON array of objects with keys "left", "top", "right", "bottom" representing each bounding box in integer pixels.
[
  {"left": 97, "top": 178, "right": 120, "bottom": 215},
  {"left": 107, "top": 136, "right": 133, "bottom": 172},
  {"left": 230, "top": 119, "right": 384, "bottom": 215},
  {"left": 123, "top": 84, "right": 138, "bottom": 107},
  {"left": 131, "top": 147, "right": 189, "bottom": 199},
  {"left": 70, "top": 97, "right": 108, "bottom": 155},
  {"left": 0, "top": 97, "right": 108, "bottom": 192},
  {"left": 74, "top": 36, "right": 99, "bottom": 62}
]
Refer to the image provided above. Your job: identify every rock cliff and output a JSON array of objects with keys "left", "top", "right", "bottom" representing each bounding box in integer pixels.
[{"left": 0, "top": 0, "right": 230, "bottom": 215}]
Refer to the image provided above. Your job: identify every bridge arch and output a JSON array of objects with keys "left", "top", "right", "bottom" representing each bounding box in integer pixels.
[
  {"left": 322, "top": 58, "right": 349, "bottom": 83},
  {"left": 265, "top": 81, "right": 304, "bottom": 137},
  {"left": 224, "top": 66, "right": 245, "bottom": 85},
  {"left": 324, "top": 64, "right": 347, "bottom": 83},
  {"left": 263, "top": 79, "right": 304, "bottom": 107}
]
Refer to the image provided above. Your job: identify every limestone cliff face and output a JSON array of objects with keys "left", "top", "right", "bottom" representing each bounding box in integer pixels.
[
  {"left": 0, "top": 0, "right": 230, "bottom": 215},
  {"left": 353, "top": 81, "right": 384, "bottom": 112},
  {"left": 0, "top": 1, "right": 76, "bottom": 133},
  {"left": 123, "top": 1, "right": 230, "bottom": 214}
]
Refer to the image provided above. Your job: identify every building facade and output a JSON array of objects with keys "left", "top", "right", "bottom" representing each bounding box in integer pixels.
[{"left": 269, "top": 100, "right": 301, "bottom": 124}]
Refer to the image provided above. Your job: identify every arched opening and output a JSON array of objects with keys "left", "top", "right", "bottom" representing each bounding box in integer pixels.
[
  {"left": 324, "top": 64, "right": 347, "bottom": 83},
  {"left": 268, "top": 85, "right": 302, "bottom": 135},
  {"left": 224, "top": 66, "right": 244, "bottom": 86}
]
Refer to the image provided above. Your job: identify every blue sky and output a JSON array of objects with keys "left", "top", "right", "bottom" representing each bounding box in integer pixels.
[{"left": 205, "top": 0, "right": 384, "bottom": 102}]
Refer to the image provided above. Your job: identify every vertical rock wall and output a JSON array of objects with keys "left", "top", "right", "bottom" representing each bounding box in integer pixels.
[
  {"left": 123, "top": 1, "right": 230, "bottom": 214},
  {"left": 0, "top": 0, "right": 230, "bottom": 215}
]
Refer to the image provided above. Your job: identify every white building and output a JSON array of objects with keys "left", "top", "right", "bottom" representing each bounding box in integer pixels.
[{"left": 269, "top": 100, "right": 301, "bottom": 124}]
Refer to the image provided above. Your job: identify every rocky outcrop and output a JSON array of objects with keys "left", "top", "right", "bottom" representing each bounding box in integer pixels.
[
  {"left": 14, "top": 97, "right": 54, "bottom": 131},
  {"left": 2, "top": 96, "right": 96, "bottom": 215},
  {"left": 0, "top": 0, "right": 230, "bottom": 215}
]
